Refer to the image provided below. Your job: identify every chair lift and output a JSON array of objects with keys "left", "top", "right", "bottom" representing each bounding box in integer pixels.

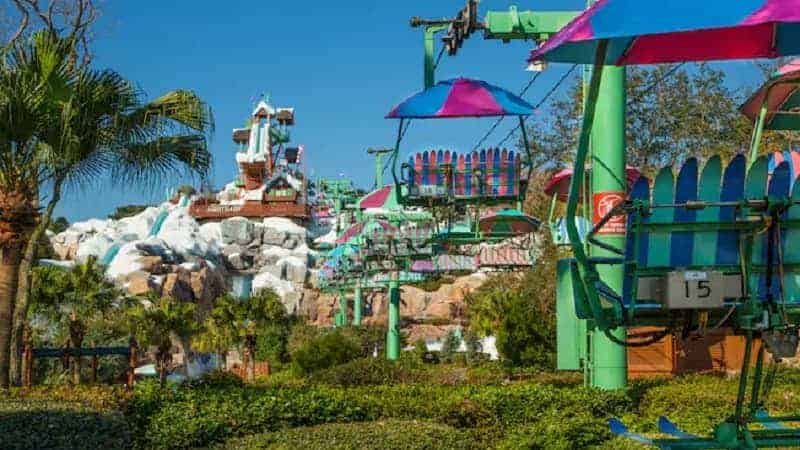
[
  {"left": 385, "top": 78, "right": 541, "bottom": 249},
  {"left": 530, "top": 2, "right": 800, "bottom": 448}
]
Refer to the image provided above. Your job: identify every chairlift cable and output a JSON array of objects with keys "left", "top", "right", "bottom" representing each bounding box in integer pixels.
[
  {"left": 627, "top": 63, "right": 686, "bottom": 105},
  {"left": 471, "top": 71, "right": 545, "bottom": 152},
  {"left": 496, "top": 64, "right": 579, "bottom": 148}
]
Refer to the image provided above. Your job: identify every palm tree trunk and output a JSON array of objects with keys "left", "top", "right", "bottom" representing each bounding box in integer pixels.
[
  {"left": 0, "top": 243, "right": 21, "bottom": 389},
  {"left": 10, "top": 183, "right": 60, "bottom": 385}
]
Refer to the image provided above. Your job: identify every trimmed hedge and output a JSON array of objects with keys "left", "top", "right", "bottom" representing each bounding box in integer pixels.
[
  {"left": 1, "top": 387, "right": 132, "bottom": 450},
  {"left": 211, "top": 420, "right": 484, "bottom": 450},
  {"left": 131, "top": 380, "right": 631, "bottom": 449}
]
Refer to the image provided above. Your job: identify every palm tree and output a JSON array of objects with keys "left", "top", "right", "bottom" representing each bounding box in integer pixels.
[
  {"left": 128, "top": 295, "right": 198, "bottom": 386},
  {"left": 30, "top": 256, "right": 124, "bottom": 384},
  {"left": 0, "top": 32, "right": 214, "bottom": 386},
  {"left": 0, "top": 32, "right": 72, "bottom": 387},
  {"left": 193, "top": 290, "right": 286, "bottom": 381}
]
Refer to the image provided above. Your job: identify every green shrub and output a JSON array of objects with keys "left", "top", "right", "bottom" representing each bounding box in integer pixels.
[
  {"left": 291, "top": 329, "right": 363, "bottom": 375},
  {"left": 1, "top": 387, "right": 133, "bottom": 450},
  {"left": 499, "top": 412, "right": 612, "bottom": 450},
  {"left": 309, "top": 356, "right": 423, "bottom": 386},
  {"left": 212, "top": 420, "right": 484, "bottom": 450}
]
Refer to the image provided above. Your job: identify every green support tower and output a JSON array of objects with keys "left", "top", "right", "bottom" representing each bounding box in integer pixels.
[
  {"left": 588, "top": 64, "right": 628, "bottom": 389},
  {"left": 386, "top": 275, "right": 401, "bottom": 360}
]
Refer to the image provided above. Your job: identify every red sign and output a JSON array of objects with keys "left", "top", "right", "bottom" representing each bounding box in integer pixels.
[{"left": 592, "top": 191, "right": 626, "bottom": 235}]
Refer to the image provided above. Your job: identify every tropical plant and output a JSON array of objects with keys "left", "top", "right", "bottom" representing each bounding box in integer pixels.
[
  {"left": 193, "top": 289, "right": 287, "bottom": 381},
  {"left": 1, "top": 31, "right": 213, "bottom": 386},
  {"left": 128, "top": 295, "right": 198, "bottom": 386},
  {"left": 29, "top": 257, "right": 126, "bottom": 384}
]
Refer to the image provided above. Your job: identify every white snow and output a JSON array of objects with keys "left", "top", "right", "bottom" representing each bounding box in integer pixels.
[
  {"left": 263, "top": 217, "right": 306, "bottom": 236},
  {"left": 115, "top": 206, "right": 161, "bottom": 240},
  {"left": 70, "top": 218, "right": 109, "bottom": 234},
  {"left": 75, "top": 234, "right": 115, "bottom": 262},
  {"left": 198, "top": 222, "right": 222, "bottom": 243},
  {"left": 252, "top": 270, "right": 296, "bottom": 298},
  {"left": 106, "top": 242, "right": 144, "bottom": 280},
  {"left": 157, "top": 208, "right": 217, "bottom": 258}
]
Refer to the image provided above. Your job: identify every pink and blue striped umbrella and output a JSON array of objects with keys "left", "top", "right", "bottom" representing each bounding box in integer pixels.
[
  {"left": 529, "top": 0, "right": 800, "bottom": 65},
  {"left": 386, "top": 78, "right": 534, "bottom": 119}
]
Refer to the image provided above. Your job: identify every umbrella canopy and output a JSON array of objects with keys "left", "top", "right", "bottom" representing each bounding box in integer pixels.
[
  {"left": 529, "top": 0, "right": 800, "bottom": 65},
  {"left": 386, "top": 78, "right": 535, "bottom": 119},
  {"left": 544, "top": 166, "right": 642, "bottom": 201},
  {"left": 740, "top": 59, "right": 800, "bottom": 130},
  {"left": 478, "top": 209, "right": 541, "bottom": 235},
  {"left": 359, "top": 185, "right": 402, "bottom": 210}
]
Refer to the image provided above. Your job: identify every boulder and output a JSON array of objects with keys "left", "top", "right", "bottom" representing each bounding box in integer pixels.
[
  {"left": 279, "top": 256, "right": 308, "bottom": 284},
  {"left": 137, "top": 255, "right": 164, "bottom": 273},
  {"left": 262, "top": 217, "right": 306, "bottom": 249},
  {"left": 126, "top": 271, "right": 156, "bottom": 296},
  {"left": 190, "top": 267, "right": 226, "bottom": 310},
  {"left": 222, "top": 244, "right": 252, "bottom": 270},
  {"left": 221, "top": 217, "right": 254, "bottom": 246},
  {"left": 261, "top": 228, "right": 287, "bottom": 247},
  {"left": 254, "top": 245, "right": 292, "bottom": 267},
  {"left": 198, "top": 222, "right": 222, "bottom": 244},
  {"left": 136, "top": 237, "right": 179, "bottom": 263},
  {"left": 162, "top": 272, "right": 194, "bottom": 302}
]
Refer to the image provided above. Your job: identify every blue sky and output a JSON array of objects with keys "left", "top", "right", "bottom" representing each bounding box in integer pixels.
[{"left": 55, "top": 0, "right": 763, "bottom": 221}]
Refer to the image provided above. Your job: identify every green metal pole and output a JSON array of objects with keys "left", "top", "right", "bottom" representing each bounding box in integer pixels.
[
  {"left": 375, "top": 153, "right": 384, "bottom": 188},
  {"left": 337, "top": 290, "right": 348, "bottom": 327},
  {"left": 386, "top": 273, "right": 401, "bottom": 360},
  {"left": 588, "top": 63, "right": 628, "bottom": 390},
  {"left": 353, "top": 281, "right": 363, "bottom": 326},
  {"left": 424, "top": 25, "right": 448, "bottom": 89}
]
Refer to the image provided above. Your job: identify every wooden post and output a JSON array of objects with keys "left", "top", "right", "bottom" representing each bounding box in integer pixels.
[{"left": 127, "top": 338, "right": 137, "bottom": 388}]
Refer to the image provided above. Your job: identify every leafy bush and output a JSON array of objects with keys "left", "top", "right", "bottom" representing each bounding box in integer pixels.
[
  {"left": 129, "top": 379, "right": 633, "bottom": 449},
  {"left": 290, "top": 329, "right": 362, "bottom": 375},
  {"left": 213, "top": 420, "right": 484, "bottom": 450},
  {"left": 498, "top": 412, "right": 612, "bottom": 450},
  {"left": 308, "top": 356, "right": 424, "bottom": 386}
]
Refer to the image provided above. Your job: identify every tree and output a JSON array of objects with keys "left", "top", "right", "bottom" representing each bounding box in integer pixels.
[
  {"left": 47, "top": 216, "right": 68, "bottom": 234},
  {"left": 465, "top": 227, "right": 559, "bottom": 368},
  {"left": 5, "top": 0, "right": 99, "bottom": 67},
  {"left": 29, "top": 257, "right": 125, "bottom": 384},
  {"left": 193, "top": 289, "right": 287, "bottom": 381},
  {"left": 526, "top": 63, "right": 797, "bottom": 177},
  {"left": 0, "top": 32, "right": 71, "bottom": 388},
  {"left": 2, "top": 32, "right": 214, "bottom": 386},
  {"left": 128, "top": 295, "right": 198, "bottom": 386}
]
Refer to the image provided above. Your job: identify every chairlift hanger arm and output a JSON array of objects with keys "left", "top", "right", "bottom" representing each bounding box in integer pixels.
[{"left": 413, "top": 1, "right": 579, "bottom": 88}]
